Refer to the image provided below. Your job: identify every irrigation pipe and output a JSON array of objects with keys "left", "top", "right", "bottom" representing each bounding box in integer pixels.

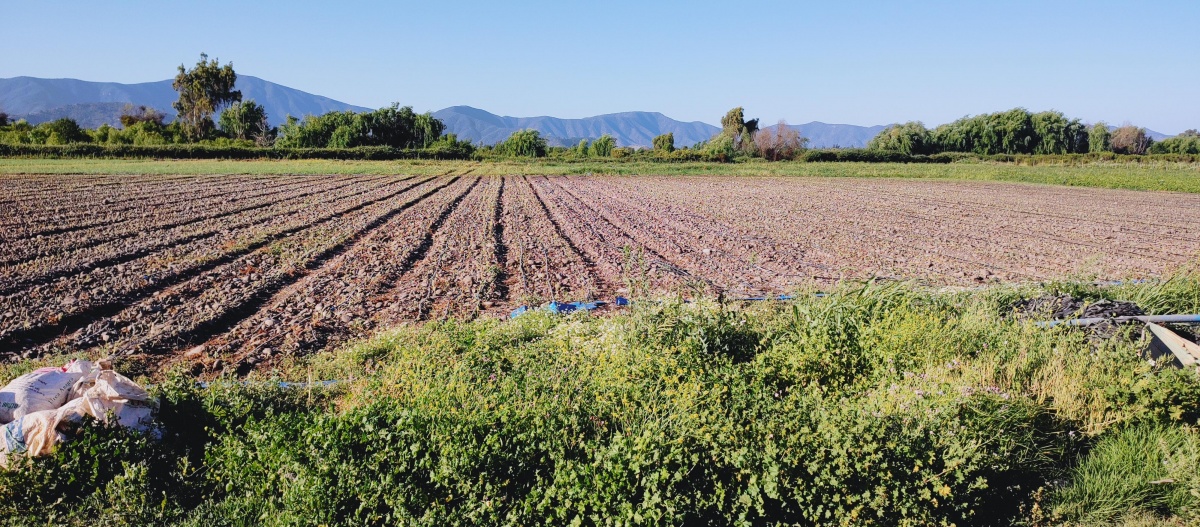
[{"left": 1037, "top": 314, "right": 1200, "bottom": 328}]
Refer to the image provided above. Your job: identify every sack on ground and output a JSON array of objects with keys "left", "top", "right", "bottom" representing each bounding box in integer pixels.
[
  {"left": 0, "top": 360, "right": 94, "bottom": 424},
  {"left": 57, "top": 369, "right": 157, "bottom": 434},
  {"left": 0, "top": 362, "right": 156, "bottom": 468},
  {"left": 65, "top": 358, "right": 103, "bottom": 401},
  {"left": 0, "top": 409, "right": 64, "bottom": 467}
]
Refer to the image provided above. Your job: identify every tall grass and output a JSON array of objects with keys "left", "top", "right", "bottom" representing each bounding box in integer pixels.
[
  {"left": 1, "top": 278, "right": 1198, "bottom": 525},
  {"left": 1052, "top": 423, "right": 1200, "bottom": 525}
]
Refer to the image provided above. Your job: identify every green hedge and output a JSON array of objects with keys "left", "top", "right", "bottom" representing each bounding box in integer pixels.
[
  {"left": 0, "top": 143, "right": 475, "bottom": 160},
  {"left": 804, "top": 150, "right": 1200, "bottom": 164},
  {"left": 3, "top": 142, "right": 1198, "bottom": 165}
]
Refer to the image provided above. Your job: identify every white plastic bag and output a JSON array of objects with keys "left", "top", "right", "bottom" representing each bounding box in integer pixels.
[
  {"left": 65, "top": 359, "right": 102, "bottom": 401},
  {"left": 0, "top": 360, "right": 93, "bottom": 424},
  {"left": 0, "top": 364, "right": 157, "bottom": 468},
  {"left": 57, "top": 369, "right": 158, "bottom": 434},
  {"left": 0, "top": 409, "right": 64, "bottom": 467}
]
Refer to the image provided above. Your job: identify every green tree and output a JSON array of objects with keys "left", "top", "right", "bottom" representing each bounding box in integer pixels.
[
  {"left": 575, "top": 139, "right": 589, "bottom": 157},
  {"left": 1089, "top": 122, "right": 1111, "bottom": 153},
  {"left": 1029, "top": 111, "right": 1089, "bottom": 154},
  {"left": 218, "top": 100, "right": 269, "bottom": 142},
  {"left": 704, "top": 134, "right": 736, "bottom": 162},
  {"left": 868, "top": 122, "right": 934, "bottom": 155},
  {"left": 411, "top": 112, "right": 444, "bottom": 148},
  {"left": 1150, "top": 135, "right": 1200, "bottom": 154},
  {"left": 720, "top": 107, "right": 745, "bottom": 137},
  {"left": 718, "top": 106, "right": 759, "bottom": 153},
  {"left": 652, "top": 133, "right": 675, "bottom": 153},
  {"left": 0, "top": 111, "right": 8, "bottom": 127},
  {"left": 589, "top": 134, "right": 615, "bottom": 157},
  {"left": 172, "top": 53, "right": 242, "bottom": 141},
  {"left": 273, "top": 104, "right": 443, "bottom": 149},
  {"left": 497, "top": 129, "right": 547, "bottom": 157},
  {"left": 41, "top": 118, "right": 90, "bottom": 144}
]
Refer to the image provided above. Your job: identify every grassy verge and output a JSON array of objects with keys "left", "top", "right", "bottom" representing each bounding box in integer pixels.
[
  {"left": 2, "top": 158, "right": 1200, "bottom": 193},
  {"left": 2, "top": 275, "right": 1199, "bottom": 525}
]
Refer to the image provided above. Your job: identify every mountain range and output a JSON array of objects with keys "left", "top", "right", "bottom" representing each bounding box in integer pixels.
[
  {"left": 0, "top": 76, "right": 1170, "bottom": 148},
  {"left": 0, "top": 76, "right": 371, "bottom": 129}
]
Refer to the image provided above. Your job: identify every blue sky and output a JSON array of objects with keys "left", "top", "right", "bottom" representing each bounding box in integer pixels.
[{"left": 3, "top": 1, "right": 1197, "bottom": 133}]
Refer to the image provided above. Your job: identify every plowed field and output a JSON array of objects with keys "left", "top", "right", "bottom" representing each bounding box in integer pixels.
[{"left": 4, "top": 173, "right": 1198, "bottom": 372}]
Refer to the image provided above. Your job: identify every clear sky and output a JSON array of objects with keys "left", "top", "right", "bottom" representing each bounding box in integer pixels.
[{"left": 3, "top": 1, "right": 1196, "bottom": 133}]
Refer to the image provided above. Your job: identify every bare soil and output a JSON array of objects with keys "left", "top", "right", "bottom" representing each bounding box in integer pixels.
[{"left": 3, "top": 173, "right": 1198, "bottom": 374}]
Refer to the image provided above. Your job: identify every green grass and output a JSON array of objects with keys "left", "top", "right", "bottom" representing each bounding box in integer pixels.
[
  {"left": 2, "top": 158, "right": 1200, "bottom": 193},
  {"left": 2, "top": 275, "right": 1199, "bottom": 525},
  {"left": 1052, "top": 423, "right": 1200, "bottom": 525}
]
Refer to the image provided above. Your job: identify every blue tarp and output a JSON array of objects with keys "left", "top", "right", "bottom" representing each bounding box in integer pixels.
[
  {"left": 510, "top": 300, "right": 610, "bottom": 319},
  {"left": 510, "top": 294, "right": 811, "bottom": 319}
]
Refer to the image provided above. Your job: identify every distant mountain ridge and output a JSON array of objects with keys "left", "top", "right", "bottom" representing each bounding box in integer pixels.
[
  {"left": 0, "top": 76, "right": 371, "bottom": 128},
  {"left": 433, "top": 106, "right": 900, "bottom": 148},
  {"left": 763, "top": 122, "right": 890, "bottom": 149},
  {"left": 433, "top": 106, "right": 722, "bottom": 148}
]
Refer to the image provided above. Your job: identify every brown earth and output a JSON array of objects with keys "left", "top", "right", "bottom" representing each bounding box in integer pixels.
[{"left": 2, "top": 173, "right": 1198, "bottom": 374}]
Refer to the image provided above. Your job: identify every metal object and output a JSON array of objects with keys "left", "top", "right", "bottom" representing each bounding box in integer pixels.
[{"left": 1146, "top": 322, "right": 1200, "bottom": 367}]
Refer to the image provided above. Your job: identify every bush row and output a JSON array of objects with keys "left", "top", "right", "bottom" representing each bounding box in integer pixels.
[
  {"left": 4, "top": 143, "right": 1199, "bottom": 165},
  {"left": 0, "top": 143, "right": 475, "bottom": 160}
]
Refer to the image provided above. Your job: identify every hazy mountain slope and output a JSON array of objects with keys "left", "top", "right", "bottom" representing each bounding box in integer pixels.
[
  {"left": 13, "top": 102, "right": 132, "bottom": 129},
  {"left": 0, "top": 76, "right": 370, "bottom": 127},
  {"left": 785, "top": 122, "right": 889, "bottom": 148},
  {"left": 435, "top": 107, "right": 898, "bottom": 148},
  {"left": 433, "top": 106, "right": 721, "bottom": 147},
  {"left": 0, "top": 77, "right": 176, "bottom": 116}
]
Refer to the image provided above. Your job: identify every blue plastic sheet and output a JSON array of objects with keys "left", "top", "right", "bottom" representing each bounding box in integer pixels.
[{"left": 510, "top": 300, "right": 608, "bottom": 319}]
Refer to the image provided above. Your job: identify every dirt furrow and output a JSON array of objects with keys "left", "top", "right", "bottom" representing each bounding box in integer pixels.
[
  {"left": 528, "top": 176, "right": 684, "bottom": 295},
  {"left": 372, "top": 177, "right": 491, "bottom": 322},
  {"left": 196, "top": 176, "right": 479, "bottom": 372},
  {"left": 500, "top": 176, "right": 608, "bottom": 303},
  {"left": 1, "top": 176, "right": 367, "bottom": 264},
  {"left": 0, "top": 177, "right": 430, "bottom": 354},
  {"left": 24, "top": 176, "right": 445, "bottom": 361},
  {"left": 0, "top": 177, "right": 403, "bottom": 295},
  {"left": 615, "top": 177, "right": 1045, "bottom": 282},
  {"left": 192, "top": 177, "right": 472, "bottom": 369},
  {"left": 0, "top": 176, "right": 270, "bottom": 227},
  {"left": 3, "top": 175, "right": 337, "bottom": 241},
  {"left": 575, "top": 177, "right": 834, "bottom": 290}
]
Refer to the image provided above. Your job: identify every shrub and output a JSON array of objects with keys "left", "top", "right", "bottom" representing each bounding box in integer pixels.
[
  {"left": 495, "top": 129, "right": 547, "bottom": 157},
  {"left": 0, "top": 143, "right": 474, "bottom": 160}
]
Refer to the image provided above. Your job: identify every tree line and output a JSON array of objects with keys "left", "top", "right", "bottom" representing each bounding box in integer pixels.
[
  {"left": 867, "top": 108, "right": 1199, "bottom": 156},
  {"left": 486, "top": 106, "right": 809, "bottom": 161}
]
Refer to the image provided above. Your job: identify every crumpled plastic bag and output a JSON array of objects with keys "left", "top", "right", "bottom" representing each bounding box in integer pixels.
[
  {"left": 0, "top": 361, "right": 157, "bottom": 468},
  {"left": 0, "top": 359, "right": 95, "bottom": 424},
  {"left": 57, "top": 369, "right": 158, "bottom": 434},
  {"left": 0, "top": 409, "right": 65, "bottom": 466}
]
